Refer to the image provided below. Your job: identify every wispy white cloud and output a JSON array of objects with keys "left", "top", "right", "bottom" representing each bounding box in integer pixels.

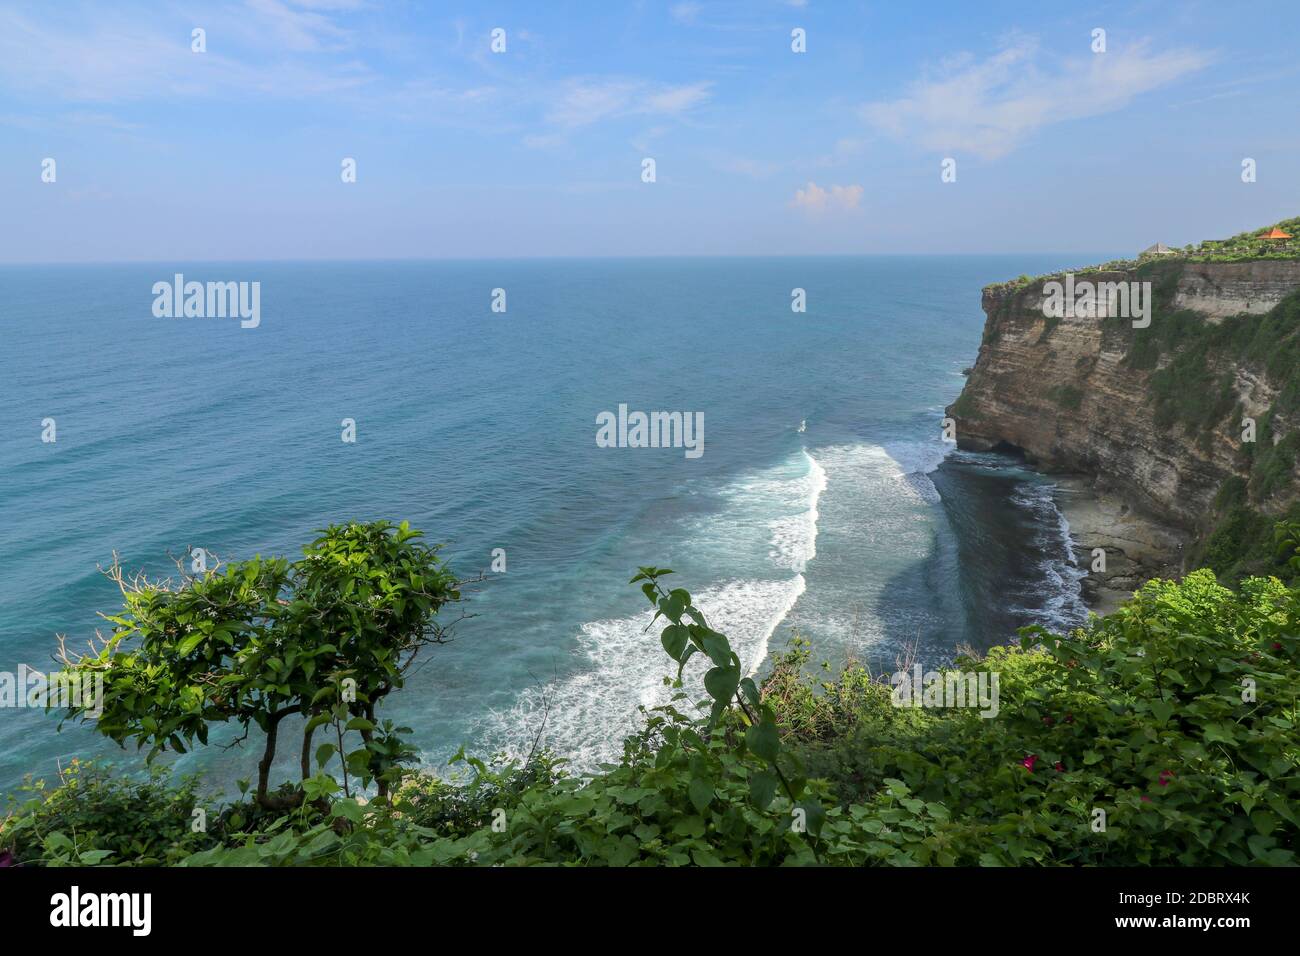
[
  {"left": 631, "top": 125, "right": 669, "bottom": 152},
  {"left": 0, "top": 5, "right": 375, "bottom": 102},
  {"left": 0, "top": 110, "right": 142, "bottom": 132},
  {"left": 644, "top": 83, "right": 710, "bottom": 113},
  {"left": 813, "top": 137, "right": 865, "bottom": 167},
  {"left": 712, "top": 154, "right": 784, "bottom": 179},
  {"left": 281, "top": 0, "right": 367, "bottom": 9},
  {"left": 62, "top": 111, "right": 143, "bottom": 131},
  {"left": 545, "top": 78, "right": 711, "bottom": 128},
  {"left": 790, "top": 181, "right": 863, "bottom": 212},
  {"left": 0, "top": 0, "right": 713, "bottom": 150},
  {"left": 398, "top": 80, "right": 497, "bottom": 104},
  {"left": 523, "top": 132, "right": 568, "bottom": 150},
  {"left": 670, "top": 3, "right": 703, "bottom": 24},
  {"left": 242, "top": 0, "right": 354, "bottom": 52},
  {"left": 861, "top": 35, "right": 1211, "bottom": 159}
]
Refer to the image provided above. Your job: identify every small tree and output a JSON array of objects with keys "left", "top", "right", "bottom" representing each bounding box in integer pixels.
[
  {"left": 292, "top": 521, "right": 465, "bottom": 799},
  {"left": 57, "top": 521, "right": 466, "bottom": 808}
]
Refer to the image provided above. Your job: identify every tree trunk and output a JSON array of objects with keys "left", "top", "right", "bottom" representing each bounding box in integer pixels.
[
  {"left": 361, "top": 700, "right": 388, "bottom": 799},
  {"left": 256, "top": 712, "right": 283, "bottom": 805},
  {"left": 300, "top": 719, "right": 316, "bottom": 782}
]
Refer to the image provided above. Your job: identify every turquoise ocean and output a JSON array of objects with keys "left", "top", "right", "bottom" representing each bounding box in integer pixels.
[{"left": 0, "top": 255, "right": 1103, "bottom": 793}]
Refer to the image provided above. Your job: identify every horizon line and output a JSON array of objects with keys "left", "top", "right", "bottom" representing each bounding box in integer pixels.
[{"left": 0, "top": 250, "right": 1121, "bottom": 267}]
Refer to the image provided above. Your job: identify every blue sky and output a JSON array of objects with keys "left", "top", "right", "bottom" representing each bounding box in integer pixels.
[{"left": 1, "top": 0, "right": 1298, "bottom": 262}]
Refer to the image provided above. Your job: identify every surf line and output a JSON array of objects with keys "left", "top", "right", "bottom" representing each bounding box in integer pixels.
[{"left": 745, "top": 448, "right": 826, "bottom": 676}]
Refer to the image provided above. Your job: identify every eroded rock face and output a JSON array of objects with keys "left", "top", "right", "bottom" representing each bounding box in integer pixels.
[
  {"left": 949, "top": 261, "right": 1299, "bottom": 546},
  {"left": 1174, "top": 260, "right": 1300, "bottom": 321}
]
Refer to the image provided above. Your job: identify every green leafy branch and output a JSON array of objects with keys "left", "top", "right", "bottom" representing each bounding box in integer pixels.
[{"left": 630, "top": 567, "right": 826, "bottom": 856}]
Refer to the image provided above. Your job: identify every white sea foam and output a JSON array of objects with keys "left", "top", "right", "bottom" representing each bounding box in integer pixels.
[
  {"left": 719, "top": 449, "right": 826, "bottom": 572},
  {"left": 786, "top": 442, "right": 944, "bottom": 651},
  {"left": 880, "top": 437, "right": 950, "bottom": 505},
  {"left": 815, "top": 442, "right": 938, "bottom": 514},
  {"left": 885, "top": 437, "right": 951, "bottom": 477},
  {"left": 464, "top": 439, "right": 1089, "bottom": 774},
  {"left": 1009, "top": 482, "right": 1089, "bottom": 630},
  {"left": 473, "top": 449, "right": 824, "bottom": 772},
  {"left": 476, "top": 576, "right": 807, "bottom": 771}
]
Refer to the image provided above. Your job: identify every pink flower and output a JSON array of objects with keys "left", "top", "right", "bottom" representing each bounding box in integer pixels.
[
  {"left": 1140, "top": 795, "right": 1152, "bottom": 803},
  {"left": 1158, "top": 770, "right": 1175, "bottom": 787},
  {"left": 1022, "top": 754, "right": 1038, "bottom": 772},
  {"left": 1054, "top": 762, "right": 1065, "bottom": 772}
]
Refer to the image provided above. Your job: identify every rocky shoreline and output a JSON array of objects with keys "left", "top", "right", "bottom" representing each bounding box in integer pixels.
[{"left": 1051, "top": 475, "right": 1186, "bottom": 616}]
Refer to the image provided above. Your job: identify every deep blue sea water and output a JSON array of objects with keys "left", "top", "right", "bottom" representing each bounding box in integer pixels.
[{"left": 0, "top": 255, "right": 1098, "bottom": 794}]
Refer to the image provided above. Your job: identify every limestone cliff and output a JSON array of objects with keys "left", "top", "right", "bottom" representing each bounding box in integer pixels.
[
  {"left": 948, "top": 249, "right": 1300, "bottom": 602},
  {"left": 1173, "top": 260, "right": 1300, "bottom": 319}
]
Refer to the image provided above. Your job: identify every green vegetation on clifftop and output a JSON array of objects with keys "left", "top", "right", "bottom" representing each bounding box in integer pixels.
[{"left": 981, "top": 215, "right": 1300, "bottom": 295}]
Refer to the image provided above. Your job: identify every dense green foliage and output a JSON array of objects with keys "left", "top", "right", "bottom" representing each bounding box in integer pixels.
[
  {"left": 780, "top": 564, "right": 1300, "bottom": 865},
  {"left": 54, "top": 521, "right": 462, "bottom": 807},
  {"left": 1195, "top": 478, "right": 1300, "bottom": 584},
  {"left": 3, "top": 761, "right": 206, "bottom": 865},
  {"left": 4, "top": 523, "right": 1298, "bottom": 867},
  {"left": 1190, "top": 216, "right": 1300, "bottom": 262}
]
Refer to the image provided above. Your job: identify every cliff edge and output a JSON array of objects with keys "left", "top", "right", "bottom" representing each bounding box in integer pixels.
[{"left": 948, "top": 223, "right": 1300, "bottom": 607}]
